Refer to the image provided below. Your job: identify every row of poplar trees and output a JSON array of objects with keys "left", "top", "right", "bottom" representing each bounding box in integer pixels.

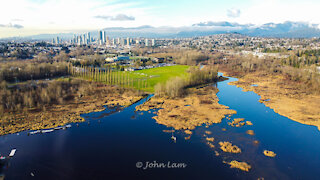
[{"left": 67, "top": 64, "right": 149, "bottom": 89}]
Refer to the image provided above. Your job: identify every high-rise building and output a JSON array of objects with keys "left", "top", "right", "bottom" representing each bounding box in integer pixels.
[
  {"left": 120, "top": 38, "right": 125, "bottom": 46},
  {"left": 102, "top": 31, "right": 106, "bottom": 44},
  {"left": 106, "top": 36, "right": 109, "bottom": 45},
  {"left": 55, "top": 37, "right": 60, "bottom": 45},
  {"left": 78, "top": 36, "right": 81, "bottom": 46},
  {"left": 73, "top": 34, "right": 76, "bottom": 44},
  {"left": 127, "top": 37, "right": 130, "bottom": 46},
  {"left": 152, "top": 39, "right": 155, "bottom": 46},
  {"left": 82, "top": 34, "right": 86, "bottom": 45},
  {"left": 99, "top": 30, "right": 103, "bottom": 45},
  {"left": 87, "top": 32, "right": 91, "bottom": 44},
  {"left": 112, "top": 38, "right": 116, "bottom": 46},
  {"left": 145, "top": 39, "right": 149, "bottom": 47}
]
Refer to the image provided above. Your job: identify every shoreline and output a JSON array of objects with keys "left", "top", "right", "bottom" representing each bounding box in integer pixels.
[
  {"left": 0, "top": 86, "right": 146, "bottom": 136},
  {"left": 220, "top": 70, "right": 320, "bottom": 131}
]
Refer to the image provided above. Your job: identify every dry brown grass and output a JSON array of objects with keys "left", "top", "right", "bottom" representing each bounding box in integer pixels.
[
  {"left": 246, "top": 121, "right": 253, "bottom": 125},
  {"left": 0, "top": 84, "right": 144, "bottom": 136},
  {"left": 263, "top": 150, "right": 276, "bottom": 157},
  {"left": 228, "top": 118, "right": 246, "bottom": 127},
  {"left": 227, "top": 71, "right": 320, "bottom": 130},
  {"left": 246, "top": 130, "right": 255, "bottom": 136},
  {"left": 206, "top": 137, "right": 215, "bottom": 142},
  {"left": 136, "top": 86, "right": 236, "bottom": 130},
  {"left": 207, "top": 142, "right": 215, "bottom": 148},
  {"left": 225, "top": 160, "right": 251, "bottom": 172},
  {"left": 219, "top": 141, "right": 241, "bottom": 153}
]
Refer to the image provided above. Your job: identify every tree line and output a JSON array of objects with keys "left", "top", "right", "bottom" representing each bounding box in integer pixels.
[
  {"left": 68, "top": 64, "right": 150, "bottom": 90},
  {"left": 282, "top": 51, "right": 320, "bottom": 68},
  {"left": 0, "top": 78, "right": 141, "bottom": 122},
  {"left": 0, "top": 79, "right": 90, "bottom": 114},
  {"left": 214, "top": 54, "right": 320, "bottom": 94},
  {"left": 0, "top": 62, "right": 69, "bottom": 83}
]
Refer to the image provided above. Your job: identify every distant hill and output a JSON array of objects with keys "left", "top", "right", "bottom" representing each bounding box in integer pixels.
[
  {"left": 240, "top": 21, "right": 320, "bottom": 38},
  {"left": 2, "top": 21, "right": 320, "bottom": 41}
]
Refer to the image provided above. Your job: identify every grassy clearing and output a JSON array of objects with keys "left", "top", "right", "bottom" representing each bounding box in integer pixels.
[
  {"left": 124, "top": 65, "right": 189, "bottom": 92},
  {"left": 71, "top": 65, "right": 189, "bottom": 93}
]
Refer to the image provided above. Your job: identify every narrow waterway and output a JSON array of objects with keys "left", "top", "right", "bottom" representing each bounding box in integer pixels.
[{"left": 0, "top": 73, "right": 319, "bottom": 179}]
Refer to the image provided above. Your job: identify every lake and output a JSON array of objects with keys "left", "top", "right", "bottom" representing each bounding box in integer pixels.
[{"left": 0, "top": 73, "right": 319, "bottom": 180}]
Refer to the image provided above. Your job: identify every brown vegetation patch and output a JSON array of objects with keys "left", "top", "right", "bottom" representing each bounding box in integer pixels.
[
  {"left": 0, "top": 81, "right": 144, "bottom": 136},
  {"left": 227, "top": 71, "right": 320, "bottom": 130},
  {"left": 225, "top": 160, "right": 251, "bottom": 172},
  {"left": 214, "top": 151, "right": 220, "bottom": 156},
  {"left": 246, "top": 121, "right": 253, "bottom": 125},
  {"left": 206, "top": 137, "right": 215, "bottom": 142},
  {"left": 219, "top": 141, "right": 241, "bottom": 153},
  {"left": 136, "top": 86, "right": 236, "bottom": 130},
  {"left": 246, "top": 130, "right": 255, "bottom": 136},
  {"left": 228, "top": 118, "right": 246, "bottom": 127},
  {"left": 163, "top": 130, "right": 175, "bottom": 133},
  {"left": 263, "top": 150, "right": 276, "bottom": 157},
  {"left": 200, "top": 100, "right": 213, "bottom": 104},
  {"left": 207, "top": 142, "right": 215, "bottom": 149}
]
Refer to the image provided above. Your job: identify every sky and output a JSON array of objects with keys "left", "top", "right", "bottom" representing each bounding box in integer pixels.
[{"left": 0, "top": 0, "right": 320, "bottom": 38}]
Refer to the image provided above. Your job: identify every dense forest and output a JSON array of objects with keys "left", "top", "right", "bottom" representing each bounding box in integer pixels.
[{"left": 0, "top": 62, "right": 69, "bottom": 82}]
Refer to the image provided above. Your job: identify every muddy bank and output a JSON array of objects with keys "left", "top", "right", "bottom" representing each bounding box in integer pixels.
[
  {"left": 136, "top": 86, "right": 236, "bottom": 130},
  {"left": 222, "top": 71, "right": 320, "bottom": 131},
  {"left": 0, "top": 86, "right": 145, "bottom": 136}
]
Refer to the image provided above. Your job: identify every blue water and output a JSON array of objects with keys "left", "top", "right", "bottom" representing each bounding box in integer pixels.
[
  {"left": 216, "top": 73, "right": 320, "bottom": 179},
  {"left": 0, "top": 74, "right": 319, "bottom": 179}
]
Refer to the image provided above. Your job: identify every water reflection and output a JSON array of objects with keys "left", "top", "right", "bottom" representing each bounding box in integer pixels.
[{"left": 0, "top": 75, "right": 319, "bottom": 179}]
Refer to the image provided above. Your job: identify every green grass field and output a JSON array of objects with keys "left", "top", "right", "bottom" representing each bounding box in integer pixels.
[
  {"left": 72, "top": 65, "right": 189, "bottom": 92},
  {"left": 125, "top": 65, "right": 189, "bottom": 92}
]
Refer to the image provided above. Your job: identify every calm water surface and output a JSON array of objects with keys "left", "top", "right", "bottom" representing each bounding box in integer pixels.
[{"left": 0, "top": 73, "right": 319, "bottom": 180}]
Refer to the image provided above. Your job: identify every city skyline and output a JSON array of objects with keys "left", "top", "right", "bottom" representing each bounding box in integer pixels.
[
  {"left": 64, "top": 30, "right": 156, "bottom": 47},
  {"left": 1, "top": 0, "right": 320, "bottom": 38}
]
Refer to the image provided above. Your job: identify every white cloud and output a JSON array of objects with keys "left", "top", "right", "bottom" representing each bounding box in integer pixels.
[
  {"left": 0, "top": 23, "right": 24, "bottom": 29},
  {"left": 237, "top": 0, "right": 320, "bottom": 25},
  {"left": 94, "top": 14, "right": 135, "bottom": 21},
  {"left": 1, "top": 0, "right": 320, "bottom": 38},
  {"left": 11, "top": 19, "right": 24, "bottom": 22},
  {"left": 227, "top": 8, "right": 241, "bottom": 18},
  {"left": 0, "top": 0, "right": 153, "bottom": 37}
]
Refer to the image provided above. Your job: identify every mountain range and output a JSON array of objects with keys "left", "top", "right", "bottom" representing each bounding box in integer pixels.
[{"left": 2, "top": 21, "right": 320, "bottom": 41}]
